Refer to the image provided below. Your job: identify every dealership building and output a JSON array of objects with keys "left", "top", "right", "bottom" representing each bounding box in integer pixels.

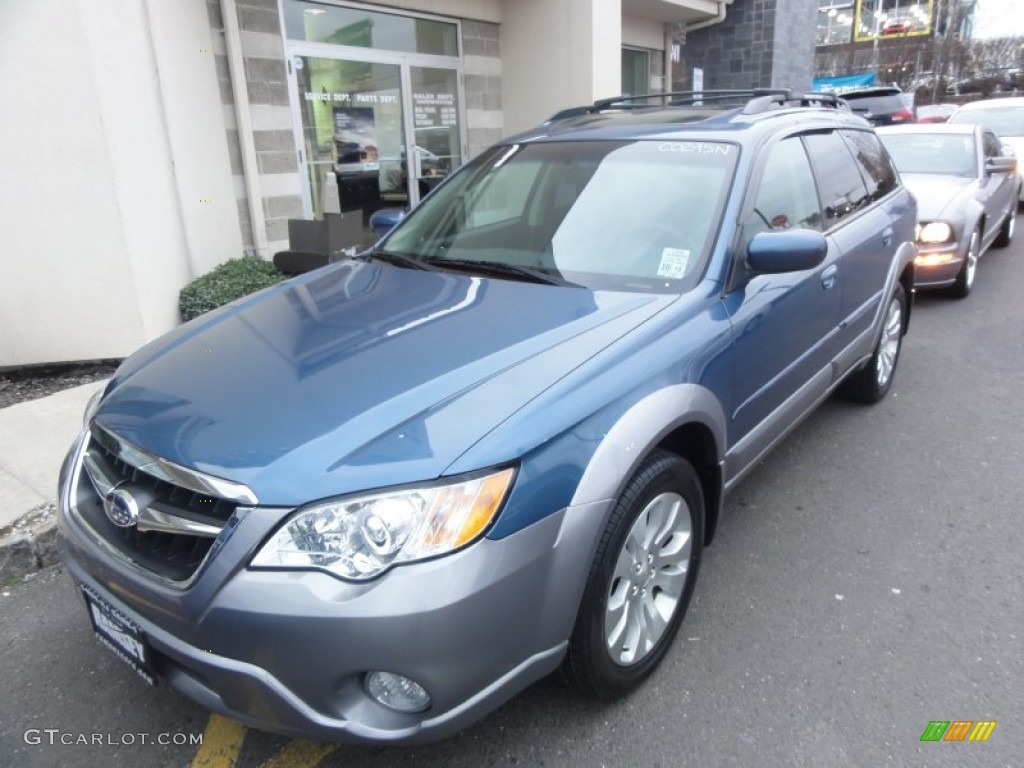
[{"left": 1, "top": 0, "right": 803, "bottom": 367}]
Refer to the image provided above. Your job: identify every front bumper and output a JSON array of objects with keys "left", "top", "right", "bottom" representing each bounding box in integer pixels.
[
  {"left": 57, "top": 430, "right": 607, "bottom": 743},
  {"left": 913, "top": 244, "right": 963, "bottom": 288}
]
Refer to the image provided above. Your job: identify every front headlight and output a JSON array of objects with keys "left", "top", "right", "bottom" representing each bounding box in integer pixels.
[
  {"left": 251, "top": 467, "right": 516, "bottom": 581},
  {"left": 82, "top": 389, "right": 104, "bottom": 427},
  {"left": 916, "top": 221, "right": 954, "bottom": 244}
]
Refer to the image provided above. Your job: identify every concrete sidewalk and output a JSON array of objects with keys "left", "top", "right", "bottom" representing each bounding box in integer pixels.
[{"left": 0, "top": 380, "right": 106, "bottom": 580}]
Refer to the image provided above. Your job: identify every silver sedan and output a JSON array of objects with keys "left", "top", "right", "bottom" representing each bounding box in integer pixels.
[{"left": 878, "top": 123, "right": 1020, "bottom": 297}]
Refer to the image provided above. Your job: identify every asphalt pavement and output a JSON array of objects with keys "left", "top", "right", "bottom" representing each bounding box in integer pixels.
[{"left": 0, "top": 230, "right": 1021, "bottom": 767}]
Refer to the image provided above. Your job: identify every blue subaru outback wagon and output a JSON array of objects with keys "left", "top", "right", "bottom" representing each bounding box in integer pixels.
[{"left": 58, "top": 89, "right": 917, "bottom": 743}]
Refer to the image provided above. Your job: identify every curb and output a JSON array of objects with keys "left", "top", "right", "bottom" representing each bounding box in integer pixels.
[{"left": 0, "top": 501, "right": 60, "bottom": 584}]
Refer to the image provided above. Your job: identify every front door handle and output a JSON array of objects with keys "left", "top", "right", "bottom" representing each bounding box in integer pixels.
[{"left": 821, "top": 264, "right": 838, "bottom": 289}]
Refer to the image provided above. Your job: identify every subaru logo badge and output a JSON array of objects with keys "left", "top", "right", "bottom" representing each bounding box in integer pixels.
[{"left": 104, "top": 488, "right": 140, "bottom": 528}]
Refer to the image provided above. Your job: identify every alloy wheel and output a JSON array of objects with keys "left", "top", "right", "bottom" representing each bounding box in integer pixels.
[
  {"left": 604, "top": 492, "right": 692, "bottom": 666},
  {"left": 875, "top": 297, "right": 902, "bottom": 387}
]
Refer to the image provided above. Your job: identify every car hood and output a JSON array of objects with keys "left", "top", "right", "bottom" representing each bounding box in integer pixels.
[
  {"left": 95, "top": 261, "right": 672, "bottom": 506},
  {"left": 900, "top": 174, "right": 976, "bottom": 219}
]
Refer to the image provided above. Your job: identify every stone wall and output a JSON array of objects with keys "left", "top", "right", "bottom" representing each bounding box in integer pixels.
[
  {"left": 462, "top": 20, "right": 504, "bottom": 156},
  {"left": 682, "top": 0, "right": 816, "bottom": 93},
  {"left": 208, "top": 0, "right": 301, "bottom": 255}
]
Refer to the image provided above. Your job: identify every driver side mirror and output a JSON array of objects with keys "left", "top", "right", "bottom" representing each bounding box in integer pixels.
[
  {"left": 746, "top": 230, "right": 828, "bottom": 274},
  {"left": 986, "top": 156, "right": 1017, "bottom": 174}
]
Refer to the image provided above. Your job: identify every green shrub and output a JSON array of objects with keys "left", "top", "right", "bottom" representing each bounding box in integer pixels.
[{"left": 178, "top": 258, "right": 287, "bottom": 322}]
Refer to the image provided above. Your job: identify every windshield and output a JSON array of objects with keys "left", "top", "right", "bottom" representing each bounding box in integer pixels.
[
  {"left": 879, "top": 133, "right": 977, "bottom": 177},
  {"left": 379, "top": 139, "right": 738, "bottom": 292},
  {"left": 950, "top": 106, "right": 1024, "bottom": 137}
]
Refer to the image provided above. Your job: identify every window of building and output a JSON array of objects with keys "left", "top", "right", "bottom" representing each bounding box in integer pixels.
[
  {"left": 284, "top": 1, "right": 459, "bottom": 56},
  {"left": 622, "top": 48, "right": 651, "bottom": 97},
  {"left": 854, "top": 0, "right": 934, "bottom": 43},
  {"left": 817, "top": 2, "right": 855, "bottom": 46}
]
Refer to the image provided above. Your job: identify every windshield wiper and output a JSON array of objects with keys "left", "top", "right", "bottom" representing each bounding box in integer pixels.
[
  {"left": 363, "top": 248, "right": 436, "bottom": 271},
  {"left": 423, "top": 257, "right": 578, "bottom": 287}
]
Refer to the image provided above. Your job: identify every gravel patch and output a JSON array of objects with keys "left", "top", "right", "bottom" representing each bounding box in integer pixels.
[{"left": 0, "top": 360, "right": 120, "bottom": 410}]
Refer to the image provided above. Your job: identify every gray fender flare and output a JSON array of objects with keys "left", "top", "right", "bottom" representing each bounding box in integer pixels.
[{"left": 569, "top": 383, "right": 727, "bottom": 508}]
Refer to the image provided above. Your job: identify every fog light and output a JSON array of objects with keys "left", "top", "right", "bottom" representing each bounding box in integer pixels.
[
  {"left": 915, "top": 252, "right": 955, "bottom": 267},
  {"left": 365, "top": 671, "right": 431, "bottom": 713}
]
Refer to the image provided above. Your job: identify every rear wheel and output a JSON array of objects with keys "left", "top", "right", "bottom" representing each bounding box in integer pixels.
[
  {"left": 838, "top": 284, "right": 905, "bottom": 404},
  {"left": 561, "top": 452, "right": 703, "bottom": 699}
]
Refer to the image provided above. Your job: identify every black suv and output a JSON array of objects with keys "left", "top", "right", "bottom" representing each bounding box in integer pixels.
[{"left": 841, "top": 86, "right": 916, "bottom": 125}]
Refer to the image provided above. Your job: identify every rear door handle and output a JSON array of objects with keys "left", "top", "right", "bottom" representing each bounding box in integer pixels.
[
  {"left": 821, "top": 264, "right": 838, "bottom": 289},
  {"left": 882, "top": 228, "right": 894, "bottom": 247}
]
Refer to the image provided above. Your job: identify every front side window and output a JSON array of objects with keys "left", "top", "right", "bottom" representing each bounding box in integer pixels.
[
  {"left": 381, "top": 140, "right": 740, "bottom": 292},
  {"left": 983, "top": 131, "right": 1002, "bottom": 159},
  {"left": 743, "top": 137, "right": 823, "bottom": 251},
  {"left": 803, "top": 131, "right": 871, "bottom": 224}
]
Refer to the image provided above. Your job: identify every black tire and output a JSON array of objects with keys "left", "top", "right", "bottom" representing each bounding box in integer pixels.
[
  {"left": 838, "top": 284, "right": 906, "bottom": 404},
  {"left": 950, "top": 228, "right": 980, "bottom": 299},
  {"left": 994, "top": 210, "right": 1016, "bottom": 248},
  {"left": 561, "top": 451, "right": 704, "bottom": 699}
]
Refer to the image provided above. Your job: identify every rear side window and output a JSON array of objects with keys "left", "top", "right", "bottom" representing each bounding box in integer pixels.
[
  {"left": 803, "top": 131, "right": 871, "bottom": 225},
  {"left": 840, "top": 130, "right": 899, "bottom": 202}
]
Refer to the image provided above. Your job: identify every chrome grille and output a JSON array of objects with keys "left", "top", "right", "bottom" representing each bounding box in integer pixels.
[{"left": 72, "top": 428, "right": 255, "bottom": 585}]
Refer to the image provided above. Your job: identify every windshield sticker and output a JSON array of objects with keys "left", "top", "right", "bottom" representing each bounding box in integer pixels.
[
  {"left": 657, "top": 142, "right": 734, "bottom": 155},
  {"left": 657, "top": 248, "right": 691, "bottom": 279}
]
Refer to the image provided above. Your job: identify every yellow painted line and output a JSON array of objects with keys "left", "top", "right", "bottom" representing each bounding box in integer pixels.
[
  {"left": 257, "top": 739, "right": 339, "bottom": 768},
  {"left": 191, "top": 714, "right": 247, "bottom": 768}
]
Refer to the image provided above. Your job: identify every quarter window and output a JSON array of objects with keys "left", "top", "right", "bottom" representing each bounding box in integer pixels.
[{"left": 803, "top": 131, "right": 871, "bottom": 224}]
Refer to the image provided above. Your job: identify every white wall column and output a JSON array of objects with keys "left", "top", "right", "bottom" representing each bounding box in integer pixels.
[
  {"left": 501, "top": 0, "right": 622, "bottom": 135},
  {"left": 0, "top": 0, "right": 240, "bottom": 367}
]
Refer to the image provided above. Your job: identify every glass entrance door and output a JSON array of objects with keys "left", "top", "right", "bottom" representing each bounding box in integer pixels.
[
  {"left": 292, "top": 55, "right": 406, "bottom": 233},
  {"left": 290, "top": 53, "right": 464, "bottom": 252}
]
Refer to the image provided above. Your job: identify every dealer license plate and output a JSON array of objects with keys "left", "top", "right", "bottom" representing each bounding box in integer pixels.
[{"left": 82, "top": 585, "right": 157, "bottom": 686}]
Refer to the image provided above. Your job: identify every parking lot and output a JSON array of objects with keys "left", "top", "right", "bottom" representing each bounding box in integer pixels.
[{"left": 2, "top": 226, "right": 1022, "bottom": 768}]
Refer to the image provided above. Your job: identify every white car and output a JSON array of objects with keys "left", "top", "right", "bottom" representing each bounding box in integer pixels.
[{"left": 949, "top": 97, "right": 1024, "bottom": 204}]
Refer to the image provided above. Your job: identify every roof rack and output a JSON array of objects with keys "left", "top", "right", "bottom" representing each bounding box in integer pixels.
[{"left": 545, "top": 89, "right": 849, "bottom": 123}]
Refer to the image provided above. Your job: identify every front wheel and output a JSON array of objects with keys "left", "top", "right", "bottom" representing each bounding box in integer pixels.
[
  {"left": 838, "top": 284, "right": 905, "bottom": 404},
  {"left": 561, "top": 452, "right": 703, "bottom": 699},
  {"left": 950, "top": 228, "right": 980, "bottom": 298}
]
